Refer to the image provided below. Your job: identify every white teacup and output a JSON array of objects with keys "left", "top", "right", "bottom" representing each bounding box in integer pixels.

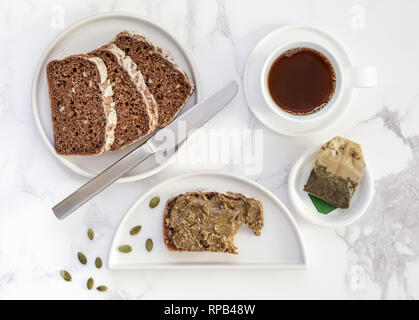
[{"left": 261, "top": 41, "right": 377, "bottom": 123}]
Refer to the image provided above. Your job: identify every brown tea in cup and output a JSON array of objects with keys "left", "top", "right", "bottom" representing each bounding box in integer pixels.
[{"left": 267, "top": 48, "right": 336, "bottom": 115}]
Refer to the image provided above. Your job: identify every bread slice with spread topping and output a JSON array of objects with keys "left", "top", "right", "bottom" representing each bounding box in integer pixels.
[{"left": 163, "top": 191, "right": 264, "bottom": 254}]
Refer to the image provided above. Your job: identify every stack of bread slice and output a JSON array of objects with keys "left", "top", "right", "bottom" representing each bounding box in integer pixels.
[{"left": 46, "top": 31, "right": 194, "bottom": 155}]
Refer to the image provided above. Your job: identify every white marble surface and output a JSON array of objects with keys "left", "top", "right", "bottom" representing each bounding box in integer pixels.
[{"left": 1, "top": 0, "right": 418, "bottom": 299}]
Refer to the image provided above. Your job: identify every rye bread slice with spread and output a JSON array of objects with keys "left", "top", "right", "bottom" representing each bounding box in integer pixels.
[
  {"left": 46, "top": 55, "right": 116, "bottom": 155},
  {"left": 163, "top": 191, "right": 264, "bottom": 254},
  {"left": 113, "top": 31, "right": 194, "bottom": 127},
  {"left": 89, "top": 44, "right": 158, "bottom": 151}
]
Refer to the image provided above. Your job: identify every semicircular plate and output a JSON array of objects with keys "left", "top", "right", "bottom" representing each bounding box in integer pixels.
[
  {"left": 32, "top": 12, "right": 202, "bottom": 183},
  {"left": 108, "top": 171, "right": 307, "bottom": 269}
]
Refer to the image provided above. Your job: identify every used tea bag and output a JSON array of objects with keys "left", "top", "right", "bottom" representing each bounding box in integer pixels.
[{"left": 304, "top": 136, "right": 366, "bottom": 209}]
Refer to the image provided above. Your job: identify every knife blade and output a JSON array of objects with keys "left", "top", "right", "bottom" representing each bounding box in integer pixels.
[{"left": 52, "top": 80, "right": 239, "bottom": 219}]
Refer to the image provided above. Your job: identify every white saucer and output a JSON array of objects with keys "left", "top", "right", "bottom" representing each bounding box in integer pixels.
[
  {"left": 109, "top": 171, "right": 307, "bottom": 269},
  {"left": 244, "top": 25, "right": 354, "bottom": 136},
  {"left": 288, "top": 147, "right": 374, "bottom": 228},
  {"left": 32, "top": 12, "right": 202, "bottom": 182}
]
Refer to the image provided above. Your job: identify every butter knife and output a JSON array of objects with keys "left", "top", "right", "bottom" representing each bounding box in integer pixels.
[{"left": 52, "top": 81, "right": 239, "bottom": 219}]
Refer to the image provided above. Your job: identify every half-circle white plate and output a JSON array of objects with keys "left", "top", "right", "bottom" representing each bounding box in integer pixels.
[
  {"left": 244, "top": 25, "right": 353, "bottom": 136},
  {"left": 108, "top": 171, "right": 307, "bottom": 269},
  {"left": 288, "top": 147, "right": 374, "bottom": 228},
  {"left": 32, "top": 12, "right": 202, "bottom": 182}
]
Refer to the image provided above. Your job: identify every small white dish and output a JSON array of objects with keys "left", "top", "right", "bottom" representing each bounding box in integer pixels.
[
  {"left": 32, "top": 12, "right": 202, "bottom": 182},
  {"left": 244, "top": 25, "right": 377, "bottom": 136},
  {"left": 288, "top": 147, "right": 374, "bottom": 228},
  {"left": 108, "top": 171, "right": 307, "bottom": 269}
]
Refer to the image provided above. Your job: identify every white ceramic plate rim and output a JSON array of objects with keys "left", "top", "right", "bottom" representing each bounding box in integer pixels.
[
  {"left": 288, "top": 146, "right": 375, "bottom": 228},
  {"left": 108, "top": 171, "right": 308, "bottom": 269},
  {"left": 244, "top": 24, "right": 354, "bottom": 136},
  {"left": 32, "top": 12, "right": 202, "bottom": 183}
]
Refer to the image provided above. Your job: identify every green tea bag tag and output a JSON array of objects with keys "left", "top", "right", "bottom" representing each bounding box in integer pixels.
[{"left": 308, "top": 194, "right": 336, "bottom": 214}]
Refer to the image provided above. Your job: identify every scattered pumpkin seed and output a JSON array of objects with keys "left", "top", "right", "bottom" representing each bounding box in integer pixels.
[
  {"left": 87, "top": 228, "right": 94, "bottom": 240},
  {"left": 149, "top": 196, "right": 160, "bottom": 208},
  {"left": 77, "top": 252, "right": 87, "bottom": 265},
  {"left": 87, "top": 277, "right": 94, "bottom": 290},
  {"left": 95, "top": 257, "right": 102, "bottom": 269},
  {"left": 129, "top": 225, "right": 142, "bottom": 235},
  {"left": 97, "top": 285, "right": 108, "bottom": 292},
  {"left": 145, "top": 238, "right": 153, "bottom": 252},
  {"left": 118, "top": 245, "right": 132, "bottom": 253},
  {"left": 60, "top": 270, "right": 72, "bottom": 282}
]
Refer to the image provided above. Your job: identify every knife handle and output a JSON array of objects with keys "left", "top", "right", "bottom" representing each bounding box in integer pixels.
[{"left": 52, "top": 143, "right": 155, "bottom": 220}]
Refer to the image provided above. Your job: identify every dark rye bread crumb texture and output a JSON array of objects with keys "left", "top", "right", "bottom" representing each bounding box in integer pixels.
[
  {"left": 89, "top": 45, "right": 156, "bottom": 151},
  {"left": 46, "top": 55, "right": 110, "bottom": 155},
  {"left": 46, "top": 31, "right": 194, "bottom": 155},
  {"left": 113, "top": 31, "right": 195, "bottom": 127},
  {"left": 163, "top": 191, "right": 264, "bottom": 254}
]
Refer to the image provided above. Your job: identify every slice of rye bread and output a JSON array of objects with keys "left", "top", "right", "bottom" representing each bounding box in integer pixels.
[
  {"left": 89, "top": 44, "right": 158, "bottom": 151},
  {"left": 46, "top": 55, "right": 116, "bottom": 155},
  {"left": 163, "top": 191, "right": 264, "bottom": 254},
  {"left": 113, "top": 31, "right": 195, "bottom": 127}
]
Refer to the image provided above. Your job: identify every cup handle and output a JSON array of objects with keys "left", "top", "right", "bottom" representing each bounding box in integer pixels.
[{"left": 344, "top": 66, "right": 377, "bottom": 88}]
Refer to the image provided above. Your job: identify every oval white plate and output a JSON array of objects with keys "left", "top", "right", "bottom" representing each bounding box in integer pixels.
[
  {"left": 244, "top": 25, "right": 354, "bottom": 136},
  {"left": 32, "top": 12, "right": 202, "bottom": 182},
  {"left": 288, "top": 147, "right": 374, "bottom": 228},
  {"left": 108, "top": 171, "right": 307, "bottom": 269}
]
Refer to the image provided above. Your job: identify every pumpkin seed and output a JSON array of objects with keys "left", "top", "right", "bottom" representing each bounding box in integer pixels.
[
  {"left": 87, "top": 228, "right": 94, "bottom": 240},
  {"left": 97, "top": 285, "right": 107, "bottom": 292},
  {"left": 118, "top": 245, "right": 132, "bottom": 253},
  {"left": 145, "top": 238, "right": 153, "bottom": 252},
  {"left": 87, "top": 277, "right": 94, "bottom": 290},
  {"left": 129, "top": 225, "right": 142, "bottom": 235},
  {"left": 60, "top": 270, "right": 72, "bottom": 282},
  {"left": 95, "top": 257, "right": 102, "bottom": 269},
  {"left": 149, "top": 196, "right": 160, "bottom": 208},
  {"left": 77, "top": 252, "right": 87, "bottom": 265}
]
